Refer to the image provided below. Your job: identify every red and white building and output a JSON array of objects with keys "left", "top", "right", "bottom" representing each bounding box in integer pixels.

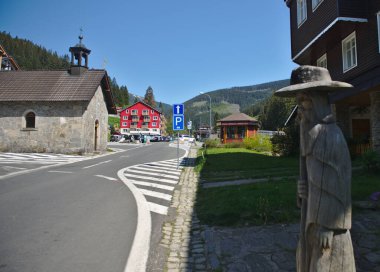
[{"left": 119, "top": 101, "right": 162, "bottom": 136}]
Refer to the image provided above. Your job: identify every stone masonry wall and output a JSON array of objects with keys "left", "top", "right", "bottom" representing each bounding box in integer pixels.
[
  {"left": 81, "top": 86, "right": 109, "bottom": 153},
  {"left": 0, "top": 86, "right": 109, "bottom": 154},
  {"left": 370, "top": 91, "right": 380, "bottom": 153},
  {"left": 0, "top": 101, "right": 87, "bottom": 153}
]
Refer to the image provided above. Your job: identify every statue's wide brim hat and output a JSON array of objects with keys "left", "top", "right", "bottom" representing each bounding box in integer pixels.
[{"left": 275, "top": 66, "right": 353, "bottom": 97}]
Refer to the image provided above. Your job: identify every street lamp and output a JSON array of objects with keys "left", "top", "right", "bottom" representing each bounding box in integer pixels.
[{"left": 200, "top": 92, "right": 212, "bottom": 135}]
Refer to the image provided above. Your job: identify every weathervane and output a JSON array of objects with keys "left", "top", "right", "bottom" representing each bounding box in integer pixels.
[{"left": 79, "top": 27, "right": 83, "bottom": 45}]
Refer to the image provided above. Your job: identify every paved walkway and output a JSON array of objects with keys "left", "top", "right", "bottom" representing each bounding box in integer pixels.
[{"left": 160, "top": 145, "right": 380, "bottom": 272}]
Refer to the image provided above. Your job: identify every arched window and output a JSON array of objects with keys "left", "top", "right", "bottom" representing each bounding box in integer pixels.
[{"left": 25, "top": 112, "right": 36, "bottom": 128}]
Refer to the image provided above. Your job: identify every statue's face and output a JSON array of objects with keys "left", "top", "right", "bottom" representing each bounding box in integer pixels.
[{"left": 297, "top": 93, "right": 313, "bottom": 124}]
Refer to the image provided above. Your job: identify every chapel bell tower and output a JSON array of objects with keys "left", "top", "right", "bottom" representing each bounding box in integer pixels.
[{"left": 69, "top": 32, "right": 91, "bottom": 75}]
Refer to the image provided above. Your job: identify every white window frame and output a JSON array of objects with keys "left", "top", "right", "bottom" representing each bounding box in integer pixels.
[
  {"left": 122, "top": 122, "right": 127, "bottom": 126},
  {"left": 152, "top": 122, "right": 157, "bottom": 127},
  {"left": 126, "top": 109, "right": 129, "bottom": 113},
  {"left": 312, "top": 0, "right": 323, "bottom": 11},
  {"left": 123, "top": 116, "right": 128, "bottom": 120},
  {"left": 377, "top": 12, "right": 380, "bottom": 53},
  {"left": 153, "top": 116, "right": 158, "bottom": 120},
  {"left": 151, "top": 110, "right": 154, "bottom": 114},
  {"left": 342, "top": 32, "right": 357, "bottom": 73},
  {"left": 131, "top": 109, "right": 138, "bottom": 115},
  {"left": 297, "top": 0, "right": 307, "bottom": 27},
  {"left": 316, "top": 53, "right": 327, "bottom": 68},
  {"left": 142, "top": 109, "right": 149, "bottom": 115}
]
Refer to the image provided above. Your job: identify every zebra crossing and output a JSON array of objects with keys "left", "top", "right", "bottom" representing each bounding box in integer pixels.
[
  {"left": 122, "top": 157, "right": 188, "bottom": 215},
  {"left": 0, "top": 152, "right": 87, "bottom": 165}
]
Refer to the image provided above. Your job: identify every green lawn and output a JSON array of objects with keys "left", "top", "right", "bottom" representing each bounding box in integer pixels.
[
  {"left": 195, "top": 147, "right": 380, "bottom": 227},
  {"left": 197, "top": 148, "right": 298, "bottom": 182}
]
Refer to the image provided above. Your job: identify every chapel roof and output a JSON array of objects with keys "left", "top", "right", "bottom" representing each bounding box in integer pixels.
[{"left": 0, "top": 69, "right": 116, "bottom": 113}]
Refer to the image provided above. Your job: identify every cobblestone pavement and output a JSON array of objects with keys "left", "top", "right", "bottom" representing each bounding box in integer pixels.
[{"left": 159, "top": 145, "right": 380, "bottom": 272}]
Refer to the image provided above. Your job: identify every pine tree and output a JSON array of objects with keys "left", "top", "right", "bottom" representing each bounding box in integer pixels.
[{"left": 143, "top": 86, "right": 156, "bottom": 107}]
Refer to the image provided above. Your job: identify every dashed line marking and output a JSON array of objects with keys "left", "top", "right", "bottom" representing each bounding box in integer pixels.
[
  {"left": 83, "top": 160, "right": 112, "bottom": 169},
  {"left": 48, "top": 170, "right": 73, "bottom": 174},
  {"left": 95, "top": 175, "right": 119, "bottom": 181}
]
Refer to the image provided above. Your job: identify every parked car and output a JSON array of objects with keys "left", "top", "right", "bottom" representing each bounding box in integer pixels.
[
  {"left": 180, "top": 134, "right": 195, "bottom": 143},
  {"left": 150, "top": 136, "right": 160, "bottom": 142},
  {"left": 121, "top": 135, "right": 133, "bottom": 143},
  {"left": 110, "top": 134, "right": 123, "bottom": 142}
]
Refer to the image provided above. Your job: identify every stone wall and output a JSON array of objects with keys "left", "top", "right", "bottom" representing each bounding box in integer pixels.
[
  {"left": 370, "top": 91, "right": 380, "bottom": 153},
  {"left": 0, "top": 86, "right": 109, "bottom": 154},
  {"left": 82, "top": 86, "right": 109, "bottom": 153}
]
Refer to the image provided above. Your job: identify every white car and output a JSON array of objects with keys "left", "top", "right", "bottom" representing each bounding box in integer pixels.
[{"left": 180, "top": 135, "right": 195, "bottom": 143}]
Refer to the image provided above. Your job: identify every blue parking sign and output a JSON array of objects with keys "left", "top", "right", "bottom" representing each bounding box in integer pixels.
[{"left": 173, "top": 115, "right": 184, "bottom": 130}]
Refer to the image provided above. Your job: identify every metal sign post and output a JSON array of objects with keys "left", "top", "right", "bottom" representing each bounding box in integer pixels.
[{"left": 173, "top": 104, "right": 184, "bottom": 169}]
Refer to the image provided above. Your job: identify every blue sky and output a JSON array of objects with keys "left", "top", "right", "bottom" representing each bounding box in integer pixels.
[{"left": 1, "top": 0, "right": 296, "bottom": 104}]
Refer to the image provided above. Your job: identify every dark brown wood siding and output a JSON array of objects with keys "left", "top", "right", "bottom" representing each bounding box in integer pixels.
[
  {"left": 289, "top": 0, "right": 339, "bottom": 59},
  {"left": 288, "top": 0, "right": 380, "bottom": 90},
  {"left": 338, "top": 0, "right": 368, "bottom": 18}
]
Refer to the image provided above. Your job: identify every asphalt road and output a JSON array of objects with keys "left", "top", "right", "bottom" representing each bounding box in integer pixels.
[{"left": 0, "top": 142, "right": 185, "bottom": 272}]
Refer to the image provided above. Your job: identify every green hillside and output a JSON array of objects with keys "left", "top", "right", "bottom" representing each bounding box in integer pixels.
[{"left": 184, "top": 79, "right": 290, "bottom": 129}]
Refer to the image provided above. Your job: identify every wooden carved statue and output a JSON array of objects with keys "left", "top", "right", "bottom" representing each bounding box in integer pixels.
[{"left": 275, "top": 66, "right": 356, "bottom": 272}]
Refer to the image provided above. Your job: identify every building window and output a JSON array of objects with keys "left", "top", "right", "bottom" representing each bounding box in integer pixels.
[
  {"left": 123, "top": 116, "right": 128, "bottom": 120},
  {"left": 342, "top": 32, "right": 357, "bottom": 72},
  {"left": 237, "top": 126, "right": 246, "bottom": 139},
  {"left": 25, "top": 112, "right": 36, "bottom": 128},
  {"left": 312, "top": 0, "right": 323, "bottom": 10},
  {"left": 126, "top": 109, "right": 129, "bottom": 113},
  {"left": 131, "top": 109, "right": 138, "bottom": 115},
  {"left": 316, "top": 54, "right": 327, "bottom": 68},
  {"left": 151, "top": 110, "right": 154, "bottom": 114},
  {"left": 152, "top": 122, "right": 157, "bottom": 127},
  {"left": 377, "top": 12, "right": 380, "bottom": 53},
  {"left": 142, "top": 109, "right": 149, "bottom": 115},
  {"left": 153, "top": 116, "right": 158, "bottom": 120},
  {"left": 297, "top": 0, "right": 307, "bottom": 27},
  {"left": 122, "top": 122, "right": 128, "bottom": 126}
]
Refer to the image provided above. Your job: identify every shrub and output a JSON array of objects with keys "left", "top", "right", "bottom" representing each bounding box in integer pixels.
[
  {"left": 243, "top": 134, "right": 272, "bottom": 152},
  {"left": 224, "top": 142, "right": 244, "bottom": 148},
  {"left": 271, "top": 126, "right": 299, "bottom": 156},
  {"left": 204, "top": 139, "right": 221, "bottom": 148},
  {"left": 361, "top": 150, "right": 380, "bottom": 171}
]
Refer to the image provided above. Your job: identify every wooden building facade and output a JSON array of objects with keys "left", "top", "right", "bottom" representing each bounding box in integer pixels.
[
  {"left": 217, "top": 113, "right": 260, "bottom": 143},
  {"left": 285, "top": 0, "right": 380, "bottom": 153}
]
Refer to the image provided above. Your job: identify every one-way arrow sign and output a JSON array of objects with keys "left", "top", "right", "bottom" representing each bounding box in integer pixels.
[{"left": 173, "top": 104, "right": 184, "bottom": 115}]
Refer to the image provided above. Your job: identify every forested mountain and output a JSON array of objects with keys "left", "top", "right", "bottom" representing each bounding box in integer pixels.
[
  {"left": 0, "top": 31, "right": 129, "bottom": 107},
  {"left": 184, "top": 79, "right": 290, "bottom": 130}
]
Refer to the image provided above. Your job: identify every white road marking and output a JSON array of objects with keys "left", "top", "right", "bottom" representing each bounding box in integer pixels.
[
  {"left": 3, "top": 166, "right": 27, "bottom": 170},
  {"left": 118, "top": 169, "right": 151, "bottom": 272},
  {"left": 127, "top": 168, "right": 179, "bottom": 180},
  {"left": 139, "top": 189, "right": 172, "bottom": 201},
  {"left": 147, "top": 202, "right": 168, "bottom": 215},
  {"left": 95, "top": 175, "right": 119, "bottom": 181},
  {"left": 83, "top": 160, "right": 112, "bottom": 169},
  {"left": 124, "top": 173, "right": 178, "bottom": 184},
  {"left": 48, "top": 170, "right": 73, "bottom": 174},
  {"left": 141, "top": 164, "right": 182, "bottom": 172},
  {"left": 132, "top": 165, "right": 181, "bottom": 175},
  {"left": 128, "top": 180, "right": 175, "bottom": 191}
]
